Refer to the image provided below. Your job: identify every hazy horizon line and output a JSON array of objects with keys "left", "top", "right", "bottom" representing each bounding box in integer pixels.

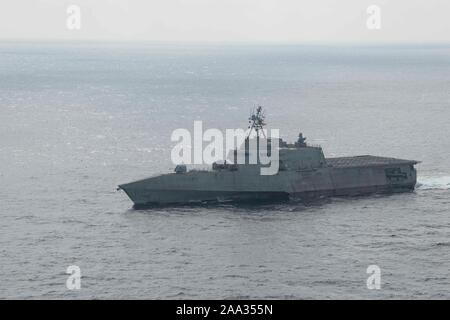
[{"left": 1, "top": 38, "right": 450, "bottom": 47}]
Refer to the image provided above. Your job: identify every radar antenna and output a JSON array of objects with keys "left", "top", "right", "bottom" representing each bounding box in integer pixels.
[{"left": 247, "top": 105, "right": 266, "bottom": 138}]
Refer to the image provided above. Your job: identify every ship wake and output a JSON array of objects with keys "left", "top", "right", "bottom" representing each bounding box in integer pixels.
[{"left": 417, "top": 176, "right": 450, "bottom": 190}]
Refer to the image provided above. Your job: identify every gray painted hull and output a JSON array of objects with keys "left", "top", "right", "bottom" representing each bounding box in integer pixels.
[{"left": 119, "top": 156, "right": 418, "bottom": 207}]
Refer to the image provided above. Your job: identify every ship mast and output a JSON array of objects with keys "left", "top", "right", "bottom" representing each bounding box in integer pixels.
[
  {"left": 247, "top": 106, "right": 266, "bottom": 138},
  {"left": 246, "top": 106, "right": 267, "bottom": 164}
]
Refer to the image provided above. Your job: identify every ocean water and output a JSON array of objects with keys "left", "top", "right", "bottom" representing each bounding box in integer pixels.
[{"left": 0, "top": 42, "right": 449, "bottom": 299}]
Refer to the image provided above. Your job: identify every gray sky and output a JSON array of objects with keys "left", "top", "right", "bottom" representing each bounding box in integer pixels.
[{"left": 1, "top": 0, "right": 449, "bottom": 43}]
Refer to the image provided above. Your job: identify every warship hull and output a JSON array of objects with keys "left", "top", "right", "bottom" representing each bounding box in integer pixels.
[
  {"left": 128, "top": 191, "right": 290, "bottom": 208},
  {"left": 119, "top": 155, "right": 418, "bottom": 207}
]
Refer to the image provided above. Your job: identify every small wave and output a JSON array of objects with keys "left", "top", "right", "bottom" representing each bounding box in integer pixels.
[
  {"left": 434, "top": 242, "right": 450, "bottom": 247},
  {"left": 166, "top": 291, "right": 186, "bottom": 298},
  {"left": 417, "top": 176, "right": 450, "bottom": 190}
]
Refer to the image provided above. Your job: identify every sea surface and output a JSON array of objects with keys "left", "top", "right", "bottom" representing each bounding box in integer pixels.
[{"left": 0, "top": 42, "right": 449, "bottom": 299}]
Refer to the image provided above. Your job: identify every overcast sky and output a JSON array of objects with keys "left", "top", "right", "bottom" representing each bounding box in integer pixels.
[{"left": 1, "top": 0, "right": 449, "bottom": 43}]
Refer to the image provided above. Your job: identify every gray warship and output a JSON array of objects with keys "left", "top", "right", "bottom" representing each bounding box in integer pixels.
[{"left": 119, "top": 107, "right": 419, "bottom": 207}]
